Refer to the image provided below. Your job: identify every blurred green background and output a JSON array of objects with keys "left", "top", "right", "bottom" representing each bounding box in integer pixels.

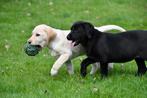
[{"left": 0, "top": 0, "right": 147, "bottom": 98}]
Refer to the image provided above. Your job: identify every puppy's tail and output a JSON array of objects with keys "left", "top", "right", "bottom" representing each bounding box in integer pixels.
[{"left": 95, "top": 25, "right": 126, "bottom": 32}]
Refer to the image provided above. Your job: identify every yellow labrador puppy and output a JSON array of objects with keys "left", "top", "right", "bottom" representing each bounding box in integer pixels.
[{"left": 28, "top": 24, "right": 125, "bottom": 76}]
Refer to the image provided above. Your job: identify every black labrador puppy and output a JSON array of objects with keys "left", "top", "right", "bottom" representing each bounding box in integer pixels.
[{"left": 67, "top": 21, "right": 147, "bottom": 77}]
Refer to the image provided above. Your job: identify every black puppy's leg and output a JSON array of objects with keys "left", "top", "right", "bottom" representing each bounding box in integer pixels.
[
  {"left": 100, "top": 62, "right": 108, "bottom": 78},
  {"left": 80, "top": 58, "right": 96, "bottom": 77},
  {"left": 135, "top": 57, "right": 146, "bottom": 76}
]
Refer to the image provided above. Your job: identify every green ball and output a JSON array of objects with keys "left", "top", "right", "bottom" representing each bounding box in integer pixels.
[{"left": 24, "top": 43, "right": 40, "bottom": 56}]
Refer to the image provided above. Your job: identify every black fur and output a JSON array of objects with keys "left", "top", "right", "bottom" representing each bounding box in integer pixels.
[{"left": 67, "top": 21, "right": 147, "bottom": 77}]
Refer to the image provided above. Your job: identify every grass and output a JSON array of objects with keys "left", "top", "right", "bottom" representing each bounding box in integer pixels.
[{"left": 0, "top": 0, "right": 147, "bottom": 98}]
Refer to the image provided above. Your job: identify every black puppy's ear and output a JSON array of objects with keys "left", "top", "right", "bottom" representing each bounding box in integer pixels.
[
  {"left": 84, "top": 23, "right": 95, "bottom": 39},
  {"left": 86, "top": 29, "right": 92, "bottom": 39}
]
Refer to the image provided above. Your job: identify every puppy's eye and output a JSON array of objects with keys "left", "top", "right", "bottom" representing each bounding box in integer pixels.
[{"left": 36, "top": 34, "right": 40, "bottom": 36}]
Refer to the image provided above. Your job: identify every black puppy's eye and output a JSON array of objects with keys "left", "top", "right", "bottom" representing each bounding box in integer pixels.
[{"left": 36, "top": 34, "right": 40, "bottom": 36}]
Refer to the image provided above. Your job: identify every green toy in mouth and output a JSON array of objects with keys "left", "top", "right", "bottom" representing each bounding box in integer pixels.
[{"left": 24, "top": 43, "right": 41, "bottom": 56}]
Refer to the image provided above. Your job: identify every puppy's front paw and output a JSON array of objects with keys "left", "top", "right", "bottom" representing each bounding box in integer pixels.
[
  {"left": 100, "top": 74, "right": 107, "bottom": 79},
  {"left": 50, "top": 68, "right": 58, "bottom": 76},
  {"left": 80, "top": 70, "right": 87, "bottom": 77}
]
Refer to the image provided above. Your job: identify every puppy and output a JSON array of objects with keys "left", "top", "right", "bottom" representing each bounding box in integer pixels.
[
  {"left": 27, "top": 24, "right": 126, "bottom": 76},
  {"left": 67, "top": 21, "right": 147, "bottom": 77}
]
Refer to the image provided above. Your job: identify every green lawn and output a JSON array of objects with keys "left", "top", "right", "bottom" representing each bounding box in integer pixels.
[{"left": 0, "top": 0, "right": 147, "bottom": 98}]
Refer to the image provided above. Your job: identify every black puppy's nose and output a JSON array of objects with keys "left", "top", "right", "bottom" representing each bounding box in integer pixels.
[{"left": 67, "top": 34, "right": 71, "bottom": 40}]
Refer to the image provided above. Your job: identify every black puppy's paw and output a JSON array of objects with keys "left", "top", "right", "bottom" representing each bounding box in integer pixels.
[
  {"left": 135, "top": 68, "right": 146, "bottom": 76},
  {"left": 100, "top": 74, "right": 108, "bottom": 79},
  {"left": 135, "top": 72, "right": 146, "bottom": 77},
  {"left": 80, "top": 70, "right": 87, "bottom": 77},
  {"left": 135, "top": 73, "right": 143, "bottom": 77}
]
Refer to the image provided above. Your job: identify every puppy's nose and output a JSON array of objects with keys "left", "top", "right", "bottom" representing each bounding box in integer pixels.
[
  {"left": 67, "top": 34, "right": 71, "bottom": 40},
  {"left": 28, "top": 40, "right": 32, "bottom": 44}
]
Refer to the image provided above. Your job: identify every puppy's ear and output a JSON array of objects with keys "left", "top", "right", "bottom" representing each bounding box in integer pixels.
[
  {"left": 85, "top": 23, "right": 95, "bottom": 39},
  {"left": 86, "top": 30, "right": 92, "bottom": 39},
  {"left": 44, "top": 27, "right": 56, "bottom": 42}
]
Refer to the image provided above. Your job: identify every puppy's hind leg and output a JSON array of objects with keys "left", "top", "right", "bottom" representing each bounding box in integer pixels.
[
  {"left": 65, "top": 60, "right": 74, "bottom": 75},
  {"left": 90, "top": 63, "right": 114, "bottom": 75},
  {"left": 81, "top": 58, "right": 96, "bottom": 77},
  {"left": 108, "top": 63, "right": 113, "bottom": 70},
  {"left": 135, "top": 57, "right": 146, "bottom": 76},
  {"left": 90, "top": 63, "right": 100, "bottom": 75}
]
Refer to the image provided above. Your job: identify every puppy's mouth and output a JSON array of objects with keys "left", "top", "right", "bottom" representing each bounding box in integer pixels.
[
  {"left": 35, "top": 45, "right": 42, "bottom": 50},
  {"left": 71, "top": 40, "right": 80, "bottom": 46}
]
